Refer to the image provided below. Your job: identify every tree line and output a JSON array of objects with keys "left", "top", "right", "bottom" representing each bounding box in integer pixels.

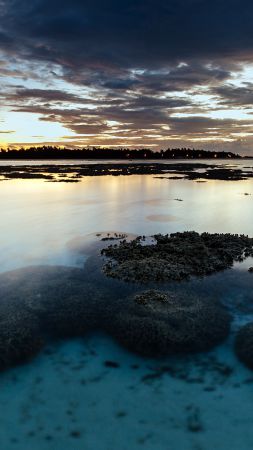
[{"left": 0, "top": 146, "right": 241, "bottom": 159}]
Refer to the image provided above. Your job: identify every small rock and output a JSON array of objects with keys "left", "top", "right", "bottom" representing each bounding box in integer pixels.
[
  {"left": 187, "top": 408, "right": 203, "bottom": 432},
  {"left": 104, "top": 360, "right": 120, "bottom": 368},
  {"left": 235, "top": 322, "right": 253, "bottom": 369}
]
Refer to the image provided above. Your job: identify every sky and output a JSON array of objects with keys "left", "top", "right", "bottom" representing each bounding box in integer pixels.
[{"left": 1, "top": 1, "right": 253, "bottom": 154}]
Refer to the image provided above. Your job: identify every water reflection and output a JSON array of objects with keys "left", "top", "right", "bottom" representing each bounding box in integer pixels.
[{"left": 0, "top": 174, "right": 253, "bottom": 272}]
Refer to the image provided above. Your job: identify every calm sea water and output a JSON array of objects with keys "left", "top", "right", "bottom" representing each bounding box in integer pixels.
[
  {"left": 0, "top": 159, "right": 253, "bottom": 272},
  {"left": 0, "top": 159, "right": 253, "bottom": 450},
  {"left": 0, "top": 157, "right": 252, "bottom": 166}
]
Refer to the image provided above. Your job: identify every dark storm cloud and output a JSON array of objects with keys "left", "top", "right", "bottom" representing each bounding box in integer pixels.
[
  {"left": 1, "top": 0, "right": 253, "bottom": 71},
  {"left": 0, "top": 31, "right": 12, "bottom": 46},
  {"left": 101, "top": 79, "right": 139, "bottom": 90},
  {"left": 134, "top": 65, "right": 231, "bottom": 94},
  {"left": 61, "top": 63, "right": 230, "bottom": 96}
]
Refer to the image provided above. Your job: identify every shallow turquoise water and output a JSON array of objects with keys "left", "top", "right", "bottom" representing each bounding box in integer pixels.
[
  {"left": 0, "top": 327, "right": 253, "bottom": 450},
  {"left": 0, "top": 161, "right": 253, "bottom": 449}
]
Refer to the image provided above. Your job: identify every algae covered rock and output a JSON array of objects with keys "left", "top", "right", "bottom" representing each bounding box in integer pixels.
[
  {"left": 106, "top": 290, "right": 231, "bottom": 357},
  {"left": 39, "top": 282, "right": 109, "bottom": 338},
  {"left": 101, "top": 232, "right": 253, "bottom": 283},
  {"left": 0, "top": 265, "right": 115, "bottom": 369},
  {"left": 0, "top": 262, "right": 232, "bottom": 368},
  {"left": 0, "top": 265, "right": 110, "bottom": 339},
  {"left": 0, "top": 308, "right": 43, "bottom": 370},
  {"left": 235, "top": 323, "right": 253, "bottom": 370}
]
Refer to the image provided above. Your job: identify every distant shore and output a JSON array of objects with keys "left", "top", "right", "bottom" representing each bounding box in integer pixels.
[
  {"left": 0, "top": 160, "right": 253, "bottom": 182},
  {"left": 0, "top": 147, "right": 242, "bottom": 160}
]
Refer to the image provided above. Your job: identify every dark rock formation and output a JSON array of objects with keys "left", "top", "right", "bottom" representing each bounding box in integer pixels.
[
  {"left": 0, "top": 307, "right": 43, "bottom": 370},
  {"left": 2, "top": 160, "right": 253, "bottom": 183},
  {"left": 0, "top": 261, "right": 234, "bottom": 368},
  {"left": 105, "top": 290, "right": 231, "bottom": 357},
  {"left": 235, "top": 323, "right": 253, "bottom": 370},
  {"left": 0, "top": 265, "right": 111, "bottom": 339},
  {"left": 101, "top": 232, "right": 253, "bottom": 283}
]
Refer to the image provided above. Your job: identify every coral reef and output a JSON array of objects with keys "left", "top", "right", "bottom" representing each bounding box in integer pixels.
[
  {"left": 101, "top": 232, "right": 253, "bottom": 283},
  {"left": 105, "top": 290, "right": 231, "bottom": 356},
  {"left": 0, "top": 306, "right": 43, "bottom": 370},
  {"left": 0, "top": 266, "right": 111, "bottom": 339},
  {"left": 0, "top": 265, "right": 232, "bottom": 368}
]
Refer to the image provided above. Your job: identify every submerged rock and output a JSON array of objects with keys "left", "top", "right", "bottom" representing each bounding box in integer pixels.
[
  {"left": 39, "top": 283, "right": 109, "bottom": 338},
  {"left": 0, "top": 307, "right": 43, "bottom": 370},
  {"left": 235, "top": 323, "right": 253, "bottom": 370},
  {"left": 101, "top": 232, "right": 253, "bottom": 283},
  {"left": 106, "top": 290, "right": 231, "bottom": 357},
  {"left": 0, "top": 264, "right": 232, "bottom": 367},
  {"left": 0, "top": 265, "right": 111, "bottom": 339}
]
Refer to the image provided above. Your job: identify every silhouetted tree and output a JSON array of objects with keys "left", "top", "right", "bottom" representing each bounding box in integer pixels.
[{"left": 0, "top": 147, "right": 241, "bottom": 160}]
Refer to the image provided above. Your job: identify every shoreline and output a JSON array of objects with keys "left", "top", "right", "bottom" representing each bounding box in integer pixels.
[{"left": 1, "top": 160, "right": 253, "bottom": 181}]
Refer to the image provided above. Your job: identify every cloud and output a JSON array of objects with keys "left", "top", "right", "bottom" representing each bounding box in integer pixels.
[
  {"left": 4, "top": 88, "right": 86, "bottom": 104},
  {"left": 0, "top": 130, "right": 15, "bottom": 134},
  {"left": 213, "top": 84, "right": 253, "bottom": 107},
  {"left": 1, "top": 0, "right": 253, "bottom": 69},
  {"left": 1, "top": 0, "right": 253, "bottom": 152}
]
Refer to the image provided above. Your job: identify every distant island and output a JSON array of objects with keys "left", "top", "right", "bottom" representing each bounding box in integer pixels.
[{"left": 0, "top": 146, "right": 242, "bottom": 160}]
